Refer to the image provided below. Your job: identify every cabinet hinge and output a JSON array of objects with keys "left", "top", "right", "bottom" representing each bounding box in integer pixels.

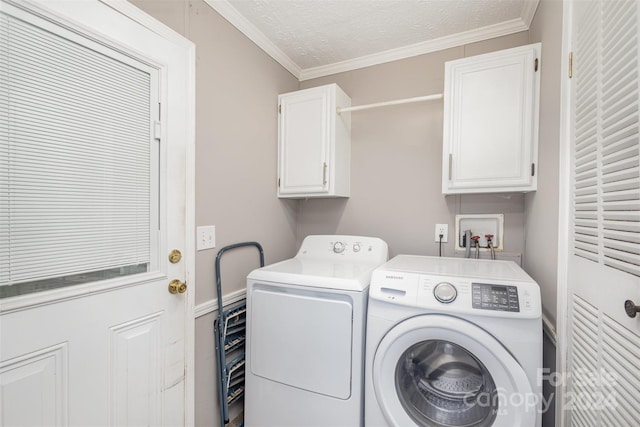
[
  {"left": 153, "top": 120, "right": 161, "bottom": 140},
  {"left": 534, "top": 58, "right": 539, "bottom": 72},
  {"left": 568, "top": 52, "right": 573, "bottom": 78},
  {"left": 531, "top": 163, "right": 536, "bottom": 177}
]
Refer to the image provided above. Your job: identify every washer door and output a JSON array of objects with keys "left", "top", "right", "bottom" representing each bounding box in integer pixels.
[{"left": 373, "top": 315, "right": 536, "bottom": 427}]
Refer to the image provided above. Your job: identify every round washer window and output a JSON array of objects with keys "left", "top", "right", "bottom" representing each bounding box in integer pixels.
[{"left": 395, "top": 340, "right": 498, "bottom": 427}]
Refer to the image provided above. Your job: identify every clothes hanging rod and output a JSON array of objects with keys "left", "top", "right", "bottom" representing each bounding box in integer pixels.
[{"left": 337, "top": 93, "right": 443, "bottom": 114}]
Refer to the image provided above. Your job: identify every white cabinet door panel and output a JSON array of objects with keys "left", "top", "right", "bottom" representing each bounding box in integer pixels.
[
  {"left": 278, "top": 84, "right": 350, "bottom": 198},
  {"left": 443, "top": 43, "right": 541, "bottom": 194}
]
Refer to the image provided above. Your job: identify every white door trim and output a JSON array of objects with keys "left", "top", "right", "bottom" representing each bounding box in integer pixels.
[{"left": 555, "top": 1, "right": 574, "bottom": 425}]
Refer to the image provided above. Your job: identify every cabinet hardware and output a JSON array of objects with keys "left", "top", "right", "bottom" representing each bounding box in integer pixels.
[
  {"left": 448, "top": 154, "right": 453, "bottom": 180},
  {"left": 278, "top": 104, "right": 281, "bottom": 114},
  {"left": 323, "top": 162, "right": 327, "bottom": 185},
  {"left": 531, "top": 163, "right": 536, "bottom": 177},
  {"left": 534, "top": 58, "right": 539, "bottom": 72}
]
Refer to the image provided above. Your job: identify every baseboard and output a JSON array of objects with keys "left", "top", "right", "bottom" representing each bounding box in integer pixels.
[{"left": 194, "top": 288, "right": 247, "bottom": 318}]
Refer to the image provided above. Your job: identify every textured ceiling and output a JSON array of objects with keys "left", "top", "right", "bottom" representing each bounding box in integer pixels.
[{"left": 208, "top": 0, "right": 540, "bottom": 80}]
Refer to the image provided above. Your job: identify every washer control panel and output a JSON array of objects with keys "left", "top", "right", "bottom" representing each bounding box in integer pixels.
[
  {"left": 472, "top": 283, "right": 520, "bottom": 312},
  {"left": 369, "top": 271, "right": 541, "bottom": 319}
]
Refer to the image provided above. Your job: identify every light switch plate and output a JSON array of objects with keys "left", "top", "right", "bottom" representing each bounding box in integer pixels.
[{"left": 197, "top": 225, "right": 216, "bottom": 251}]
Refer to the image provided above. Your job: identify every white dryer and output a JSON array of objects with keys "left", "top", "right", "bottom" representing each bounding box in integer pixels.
[
  {"left": 245, "top": 235, "right": 388, "bottom": 427},
  {"left": 365, "top": 255, "right": 542, "bottom": 427}
]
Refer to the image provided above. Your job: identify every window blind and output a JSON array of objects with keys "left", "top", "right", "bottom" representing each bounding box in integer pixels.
[
  {"left": 0, "top": 12, "right": 154, "bottom": 292},
  {"left": 572, "top": 0, "right": 640, "bottom": 277}
]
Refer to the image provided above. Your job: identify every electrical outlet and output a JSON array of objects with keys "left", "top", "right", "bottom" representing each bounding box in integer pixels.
[
  {"left": 197, "top": 225, "right": 216, "bottom": 251},
  {"left": 435, "top": 224, "right": 448, "bottom": 243}
]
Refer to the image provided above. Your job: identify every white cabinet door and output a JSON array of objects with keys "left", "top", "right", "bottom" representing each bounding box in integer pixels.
[
  {"left": 277, "top": 84, "right": 350, "bottom": 198},
  {"left": 442, "top": 43, "right": 541, "bottom": 194}
]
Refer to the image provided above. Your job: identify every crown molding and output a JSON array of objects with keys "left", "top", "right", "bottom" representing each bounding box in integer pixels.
[
  {"left": 521, "top": 0, "right": 541, "bottom": 27},
  {"left": 299, "top": 17, "right": 530, "bottom": 81},
  {"left": 203, "top": 0, "right": 302, "bottom": 79},
  {"left": 203, "top": 0, "right": 538, "bottom": 82}
]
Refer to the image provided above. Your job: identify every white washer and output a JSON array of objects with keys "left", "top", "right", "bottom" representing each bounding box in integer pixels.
[
  {"left": 365, "top": 255, "right": 542, "bottom": 427},
  {"left": 245, "top": 235, "right": 388, "bottom": 427}
]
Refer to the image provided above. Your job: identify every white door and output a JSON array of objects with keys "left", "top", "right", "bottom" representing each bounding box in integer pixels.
[
  {"left": 559, "top": 0, "right": 640, "bottom": 425},
  {"left": 0, "top": 1, "right": 195, "bottom": 426}
]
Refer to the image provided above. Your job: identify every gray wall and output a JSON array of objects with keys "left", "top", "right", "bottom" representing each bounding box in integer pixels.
[
  {"left": 527, "top": 0, "right": 563, "bottom": 326},
  {"left": 528, "top": 2, "right": 563, "bottom": 425},
  {"left": 297, "top": 33, "right": 530, "bottom": 261}
]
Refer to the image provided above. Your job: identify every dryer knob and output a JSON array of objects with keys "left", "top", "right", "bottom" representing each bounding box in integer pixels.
[
  {"left": 434, "top": 282, "right": 457, "bottom": 303},
  {"left": 333, "top": 241, "right": 346, "bottom": 253}
]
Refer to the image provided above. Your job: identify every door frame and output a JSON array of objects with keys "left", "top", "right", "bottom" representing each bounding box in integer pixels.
[
  {"left": 555, "top": 0, "right": 575, "bottom": 426},
  {"left": 0, "top": 0, "right": 196, "bottom": 423}
]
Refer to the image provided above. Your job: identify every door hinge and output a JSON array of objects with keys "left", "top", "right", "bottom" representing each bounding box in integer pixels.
[
  {"left": 531, "top": 163, "right": 536, "bottom": 177},
  {"left": 534, "top": 58, "right": 539, "bottom": 72},
  {"left": 568, "top": 52, "right": 573, "bottom": 78},
  {"left": 153, "top": 120, "right": 161, "bottom": 140}
]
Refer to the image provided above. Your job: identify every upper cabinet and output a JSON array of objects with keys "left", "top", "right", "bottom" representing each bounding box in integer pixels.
[
  {"left": 277, "top": 84, "right": 351, "bottom": 198},
  {"left": 442, "top": 43, "right": 541, "bottom": 194}
]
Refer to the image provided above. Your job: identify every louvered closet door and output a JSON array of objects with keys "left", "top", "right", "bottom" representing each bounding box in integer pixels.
[{"left": 566, "top": 0, "right": 640, "bottom": 425}]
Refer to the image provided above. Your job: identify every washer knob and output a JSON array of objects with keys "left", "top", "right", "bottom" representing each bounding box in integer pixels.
[
  {"left": 434, "top": 282, "right": 457, "bottom": 303},
  {"left": 333, "top": 241, "right": 345, "bottom": 253},
  {"left": 353, "top": 243, "right": 361, "bottom": 252}
]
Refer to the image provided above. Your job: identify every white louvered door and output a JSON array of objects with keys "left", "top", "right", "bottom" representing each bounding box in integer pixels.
[
  {"left": 565, "top": 0, "right": 640, "bottom": 425},
  {"left": 0, "top": 1, "right": 194, "bottom": 426}
]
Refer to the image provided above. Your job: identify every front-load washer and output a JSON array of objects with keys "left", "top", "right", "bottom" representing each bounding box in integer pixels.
[
  {"left": 365, "top": 255, "right": 542, "bottom": 427},
  {"left": 245, "top": 235, "right": 388, "bottom": 427}
]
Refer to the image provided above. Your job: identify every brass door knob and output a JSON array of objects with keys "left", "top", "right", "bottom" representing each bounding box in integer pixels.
[
  {"left": 168, "top": 249, "right": 182, "bottom": 264},
  {"left": 168, "top": 279, "right": 187, "bottom": 294}
]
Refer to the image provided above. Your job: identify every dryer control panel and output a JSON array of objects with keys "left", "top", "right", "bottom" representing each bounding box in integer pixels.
[{"left": 296, "top": 235, "right": 389, "bottom": 264}]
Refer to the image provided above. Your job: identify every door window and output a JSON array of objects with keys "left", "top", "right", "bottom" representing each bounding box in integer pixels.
[
  {"left": 395, "top": 340, "right": 498, "bottom": 427},
  {"left": 0, "top": 8, "right": 159, "bottom": 298}
]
